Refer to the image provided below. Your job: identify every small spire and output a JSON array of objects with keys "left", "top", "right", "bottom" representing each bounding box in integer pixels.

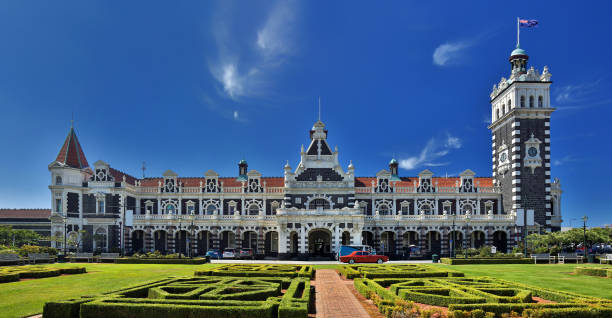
[
  {"left": 318, "top": 96, "right": 321, "bottom": 122},
  {"left": 71, "top": 112, "right": 74, "bottom": 129}
]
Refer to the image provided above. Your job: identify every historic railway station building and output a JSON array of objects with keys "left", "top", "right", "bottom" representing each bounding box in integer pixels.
[{"left": 48, "top": 45, "right": 563, "bottom": 258}]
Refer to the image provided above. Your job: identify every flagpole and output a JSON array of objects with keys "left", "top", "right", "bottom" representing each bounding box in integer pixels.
[{"left": 517, "top": 17, "right": 520, "bottom": 48}]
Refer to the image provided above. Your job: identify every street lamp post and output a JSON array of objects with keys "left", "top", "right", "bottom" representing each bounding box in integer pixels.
[
  {"left": 451, "top": 212, "right": 456, "bottom": 259},
  {"left": 582, "top": 215, "right": 588, "bottom": 258},
  {"left": 178, "top": 214, "right": 183, "bottom": 258},
  {"left": 464, "top": 215, "right": 471, "bottom": 259},
  {"left": 63, "top": 216, "right": 67, "bottom": 256},
  {"left": 189, "top": 212, "right": 195, "bottom": 258}
]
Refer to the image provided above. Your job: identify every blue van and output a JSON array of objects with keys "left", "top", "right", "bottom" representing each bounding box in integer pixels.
[{"left": 336, "top": 245, "right": 373, "bottom": 260}]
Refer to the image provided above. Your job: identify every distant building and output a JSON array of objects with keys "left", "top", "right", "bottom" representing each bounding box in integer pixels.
[
  {"left": 0, "top": 209, "right": 51, "bottom": 238},
  {"left": 47, "top": 42, "right": 562, "bottom": 258}
]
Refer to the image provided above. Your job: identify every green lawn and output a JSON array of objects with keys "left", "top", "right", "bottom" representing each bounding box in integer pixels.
[
  {"left": 433, "top": 263, "right": 612, "bottom": 299},
  {"left": 1, "top": 263, "right": 610, "bottom": 318}
]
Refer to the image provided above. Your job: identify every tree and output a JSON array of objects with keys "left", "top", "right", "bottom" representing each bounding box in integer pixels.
[{"left": 0, "top": 226, "right": 41, "bottom": 246}]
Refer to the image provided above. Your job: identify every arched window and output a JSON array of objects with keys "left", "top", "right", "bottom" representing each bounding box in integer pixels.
[
  {"left": 166, "top": 204, "right": 176, "bottom": 215},
  {"left": 529, "top": 96, "right": 534, "bottom": 108},
  {"left": 248, "top": 204, "right": 260, "bottom": 215},
  {"left": 421, "top": 204, "right": 432, "bottom": 215},
  {"left": 378, "top": 204, "right": 390, "bottom": 215},
  {"left": 502, "top": 103, "right": 506, "bottom": 114},
  {"left": 520, "top": 96, "right": 525, "bottom": 107},
  {"left": 310, "top": 198, "right": 330, "bottom": 209},
  {"left": 496, "top": 109, "right": 500, "bottom": 120},
  {"left": 508, "top": 98, "right": 512, "bottom": 109},
  {"left": 538, "top": 96, "right": 543, "bottom": 107},
  {"left": 461, "top": 204, "right": 473, "bottom": 215},
  {"left": 55, "top": 176, "right": 62, "bottom": 185},
  {"left": 206, "top": 204, "right": 216, "bottom": 215}
]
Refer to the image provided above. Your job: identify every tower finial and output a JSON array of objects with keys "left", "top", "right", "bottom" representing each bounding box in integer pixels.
[
  {"left": 318, "top": 96, "right": 321, "bottom": 121},
  {"left": 142, "top": 161, "right": 146, "bottom": 178},
  {"left": 71, "top": 112, "right": 74, "bottom": 129},
  {"left": 516, "top": 17, "right": 520, "bottom": 48}
]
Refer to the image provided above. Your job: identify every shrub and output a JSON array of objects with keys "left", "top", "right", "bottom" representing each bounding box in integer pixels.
[
  {"left": 0, "top": 265, "right": 85, "bottom": 283},
  {"left": 340, "top": 264, "right": 464, "bottom": 279},
  {"left": 195, "top": 264, "right": 314, "bottom": 279},
  {"left": 115, "top": 258, "right": 208, "bottom": 264},
  {"left": 574, "top": 267, "right": 611, "bottom": 278},
  {"left": 440, "top": 258, "right": 533, "bottom": 265}
]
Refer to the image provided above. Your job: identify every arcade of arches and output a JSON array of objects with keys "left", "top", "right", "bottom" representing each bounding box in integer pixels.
[{"left": 123, "top": 226, "right": 512, "bottom": 258}]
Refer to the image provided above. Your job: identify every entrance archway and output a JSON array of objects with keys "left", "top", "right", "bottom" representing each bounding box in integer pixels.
[
  {"left": 493, "top": 231, "right": 508, "bottom": 253},
  {"left": 361, "top": 231, "right": 374, "bottom": 247},
  {"left": 471, "top": 231, "right": 486, "bottom": 249},
  {"left": 402, "top": 231, "right": 419, "bottom": 258},
  {"left": 426, "top": 231, "right": 441, "bottom": 255},
  {"left": 131, "top": 230, "right": 144, "bottom": 254},
  {"left": 448, "top": 231, "right": 463, "bottom": 257},
  {"left": 154, "top": 230, "right": 167, "bottom": 254},
  {"left": 380, "top": 231, "right": 395, "bottom": 255},
  {"left": 308, "top": 229, "right": 331, "bottom": 257},
  {"left": 264, "top": 231, "right": 278, "bottom": 256},
  {"left": 197, "top": 231, "right": 210, "bottom": 256},
  {"left": 242, "top": 231, "right": 257, "bottom": 249},
  {"left": 220, "top": 231, "right": 235, "bottom": 250},
  {"left": 175, "top": 230, "right": 188, "bottom": 255}
]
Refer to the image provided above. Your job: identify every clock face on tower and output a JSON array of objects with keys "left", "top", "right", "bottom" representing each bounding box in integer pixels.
[
  {"left": 528, "top": 147, "right": 538, "bottom": 157},
  {"left": 499, "top": 152, "right": 507, "bottom": 163}
]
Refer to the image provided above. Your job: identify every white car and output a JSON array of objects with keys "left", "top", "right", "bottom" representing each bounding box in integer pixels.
[{"left": 222, "top": 248, "right": 236, "bottom": 259}]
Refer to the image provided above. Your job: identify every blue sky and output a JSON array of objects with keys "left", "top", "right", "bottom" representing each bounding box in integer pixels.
[{"left": 0, "top": 1, "right": 610, "bottom": 227}]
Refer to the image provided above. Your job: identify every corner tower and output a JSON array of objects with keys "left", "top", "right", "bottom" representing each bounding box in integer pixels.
[{"left": 489, "top": 45, "right": 560, "bottom": 232}]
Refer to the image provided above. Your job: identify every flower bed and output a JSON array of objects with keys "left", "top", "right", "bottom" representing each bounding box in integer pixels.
[
  {"left": 43, "top": 276, "right": 313, "bottom": 318},
  {"left": 353, "top": 276, "right": 612, "bottom": 317},
  {"left": 338, "top": 264, "right": 464, "bottom": 279},
  {"left": 0, "top": 265, "right": 86, "bottom": 283},
  {"left": 195, "top": 264, "right": 315, "bottom": 279},
  {"left": 440, "top": 258, "right": 533, "bottom": 265}
]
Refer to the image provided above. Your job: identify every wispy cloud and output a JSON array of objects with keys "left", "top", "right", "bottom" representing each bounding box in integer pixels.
[
  {"left": 399, "top": 134, "right": 462, "bottom": 170},
  {"left": 553, "top": 155, "right": 578, "bottom": 166},
  {"left": 555, "top": 79, "right": 611, "bottom": 111},
  {"left": 233, "top": 110, "right": 239, "bottom": 121},
  {"left": 433, "top": 41, "right": 471, "bottom": 66},
  {"left": 209, "top": 0, "right": 298, "bottom": 101}
]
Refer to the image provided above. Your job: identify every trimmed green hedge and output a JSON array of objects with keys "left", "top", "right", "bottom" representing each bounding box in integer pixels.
[
  {"left": 441, "top": 258, "right": 533, "bottom": 265},
  {"left": 575, "top": 267, "right": 611, "bottom": 278},
  {"left": 43, "top": 276, "right": 313, "bottom": 318},
  {"left": 0, "top": 265, "right": 86, "bottom": 283},
  {"left": 352, "top": 276, "right": 612, "bottom": 317},
  {"left": 195, "top": 264, "right": 315, "bottom": 279},
  {"left": 115, "top": 257, "right": 208, "bottom": 264},
  {"left": 339, "top": 264, "right": 464, "bottom": 279}
]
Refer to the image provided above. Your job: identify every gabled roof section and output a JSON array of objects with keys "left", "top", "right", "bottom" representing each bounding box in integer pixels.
[
  {"left": 306, "top": 138, "right": 332, "bottom": 155},
  {"left": 54, "top": 127, "right": 89, "bottom": 169}
]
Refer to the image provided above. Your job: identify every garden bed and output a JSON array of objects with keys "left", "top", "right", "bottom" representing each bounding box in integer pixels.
[
  {"left": 195, "top": 264, "right": 315, "bottom": 279},
  {"left": 574, "top": 267, "right": 612, "bottom": 278},
  {"left": 0, "top": 265, "right": 85, "bottom": 283},
  {"left": 338, "top": 264, "right": 464, "bottom": 279},
  {"left": 43, "top": 275, "right": 313, "bottom": 318}
]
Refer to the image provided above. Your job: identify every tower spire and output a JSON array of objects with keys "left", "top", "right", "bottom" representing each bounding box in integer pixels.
[
  {"left": 516, "top": 17, "right": 520, "bottom": 48},
  {"left": 318, "top": 96, "right": 321, "bottom": 122},
  {"left": 54, "top": 125, "right": 89, "bottom": 169}
]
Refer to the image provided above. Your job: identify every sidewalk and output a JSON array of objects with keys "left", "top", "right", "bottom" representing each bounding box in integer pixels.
[{"left": 314, "top": 269, "right": 370, "bottom": 318}]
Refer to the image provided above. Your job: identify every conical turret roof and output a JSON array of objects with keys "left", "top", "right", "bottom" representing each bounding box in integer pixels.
[{"left": 54, "top": 127, "right": 89, "bottom": 169}]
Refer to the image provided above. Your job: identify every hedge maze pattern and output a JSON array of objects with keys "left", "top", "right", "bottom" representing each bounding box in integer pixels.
[
  {"left": 339, "top": 264, "right": 464, "bottom": 279},
  {"left": 195, "top": 264, "right": 315, "bottom": 279},
  {"left": 355, "top": 275, "right": 612, "bottom": 317},
  {"left": 44, "top": 275, "right": 313, "bottom": 318},
  {"left": 0, "top": 265, "right": 86, "bottom": 283}
]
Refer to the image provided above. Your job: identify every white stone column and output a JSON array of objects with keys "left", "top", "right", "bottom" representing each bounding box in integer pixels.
[
  {"left": 334, "top": 226, "right": 340, "bottom": 253},
  {"left": 278, "top": 228, "right": 287, "bottom": 254},
  {"left": 299, "top": 228, "right": 307, "bottom": 254}
]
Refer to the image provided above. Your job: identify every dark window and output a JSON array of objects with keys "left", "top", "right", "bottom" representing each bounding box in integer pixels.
[{"left": 311, "top": 199, "right": 330, "bottom": 209}]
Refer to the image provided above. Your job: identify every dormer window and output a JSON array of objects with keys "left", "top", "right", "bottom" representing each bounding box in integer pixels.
[
  {"left": 95, "top": 193, "right": 106, "bottom": 214},
  {"left": 55, "top": 176, "right": 63, "bottom": 185}
]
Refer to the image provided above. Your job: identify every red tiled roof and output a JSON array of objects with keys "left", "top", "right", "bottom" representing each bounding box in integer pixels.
[
  {"left": 140, "top": 178, "right": 162, "bottom": 187},
  {"left": 55, "top": 127, "right": 89, "bottom": 169},
  {"left": 109, "top": 168, "right": 137, "bottom": 185},
  {"left": 355, "top": 176, "right": 494, "bottom": 188},
  {"left": 0, "top": 209, "right": 51, "bottom": 219},
  {"left": 262, "top": 177, "right": 284, "bottom": 187}
]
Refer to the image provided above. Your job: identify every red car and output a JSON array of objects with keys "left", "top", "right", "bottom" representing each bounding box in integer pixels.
[{"left": 340, "top": 251, "right": 389, "bottom": 264}]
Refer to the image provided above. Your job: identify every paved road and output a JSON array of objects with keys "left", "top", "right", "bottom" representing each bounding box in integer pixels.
[{"left": 210, "top": 259, "right": 434, "bottom": 264}]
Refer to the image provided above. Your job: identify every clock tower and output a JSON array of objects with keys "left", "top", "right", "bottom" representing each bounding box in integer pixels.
[{"left": 489, "top": 44, "right": 561, "bottom": 232}]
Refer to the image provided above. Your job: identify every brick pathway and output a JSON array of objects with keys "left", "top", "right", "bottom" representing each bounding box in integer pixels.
[{"left": 315, "top": 269, "right": 370, "bottom": 318}]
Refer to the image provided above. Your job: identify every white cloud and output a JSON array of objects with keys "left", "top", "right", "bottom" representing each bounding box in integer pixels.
[
  {"left": 233, "top": 110, "right": 239, "bottom": 120},
  {"left": 553, "top": 155, "right": 578, "bottom": 166},
  {"left": 399, "top": 134, "right": 462, "bottom": 170},
  {"left": 433, "top": 41, "right": 470, "bottom": 66},
  {"left": 209, "top": 1, "right": 298, "bottom": 101}
]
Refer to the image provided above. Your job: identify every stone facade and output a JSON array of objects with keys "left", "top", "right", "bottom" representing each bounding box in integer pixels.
[{"left": 48, "top": 45, "right": 562, "bottom": 258}]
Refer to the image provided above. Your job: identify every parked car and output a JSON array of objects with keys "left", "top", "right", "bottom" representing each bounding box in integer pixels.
[
  {"left": 336, "top": 245, "right": 372, "bottom": 260},
  {"left": 222, "top": 248, "right": 236, "bottom": 259},
  {"left": 238, "top": 248, "right": 255, "bottom": 260},
  {"left": 205, "top": 249, "right": 221, "bottom": 259},
  {"left": 340, "top": 251, "right": 389, "bottom": 264}
]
